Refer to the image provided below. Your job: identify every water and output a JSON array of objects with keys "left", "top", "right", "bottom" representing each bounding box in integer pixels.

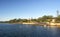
[{"left": 0, "top": 23, "right": 60, "bottom": 37}]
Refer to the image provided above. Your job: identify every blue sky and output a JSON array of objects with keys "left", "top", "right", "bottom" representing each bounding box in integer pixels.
[{"left": 0, "top": 0, "right": 60, "bottom": 21}]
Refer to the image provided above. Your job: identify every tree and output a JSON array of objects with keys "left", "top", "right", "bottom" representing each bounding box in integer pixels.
[
  {"left": 9, "top": 19, "right": 17, "bottom": 23},
  {"left": 55, "top": 15, "right": 60, "bottom": 23},
  {"left": 37, "top": 15, "right": 53, "bottom": 22}
]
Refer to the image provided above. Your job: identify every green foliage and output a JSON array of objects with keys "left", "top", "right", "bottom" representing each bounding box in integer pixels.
[
  {"left": 1, "top": 15, "right": 60, "bottom": 23},
  {"left": 55, "top": 15, "right": 60, "bottom": 23},
  {"left": 37, "top": 15, "right": 53, "bottom": 22}
]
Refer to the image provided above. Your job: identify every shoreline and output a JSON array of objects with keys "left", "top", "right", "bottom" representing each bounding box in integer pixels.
[{"left": 0, "top": 22, "right": 60, "bottom": 26}]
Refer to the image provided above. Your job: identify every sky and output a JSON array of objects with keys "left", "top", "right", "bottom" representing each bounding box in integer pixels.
[{"left": 0, "top": 0, "right": 60, "bottom": 21}]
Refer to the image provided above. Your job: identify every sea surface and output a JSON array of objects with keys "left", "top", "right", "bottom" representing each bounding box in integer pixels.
[{"left": 0, "top": 23, "right": 60, "bottom": 37}]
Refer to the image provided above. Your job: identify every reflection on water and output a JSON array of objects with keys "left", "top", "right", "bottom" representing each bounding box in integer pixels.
[
  {"left": 0, "top": 23, "right": 60, "bottom": 37},
  {"left": 43, "top": 26, "right": 60, "bottom": 37}
]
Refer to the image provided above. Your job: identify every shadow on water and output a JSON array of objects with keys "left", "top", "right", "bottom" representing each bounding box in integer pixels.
[{"left": 0, "top": 23, "right": 60, "bottom": 37}]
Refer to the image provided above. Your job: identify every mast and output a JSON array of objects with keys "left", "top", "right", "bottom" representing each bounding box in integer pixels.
[{"left": 57, "top": 10, "right": 59, "bottom": 16}]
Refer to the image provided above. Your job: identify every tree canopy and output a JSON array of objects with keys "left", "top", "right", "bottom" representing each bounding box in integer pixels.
[{"left": 1, "top": 15, "right": 60, "bottom": 23}]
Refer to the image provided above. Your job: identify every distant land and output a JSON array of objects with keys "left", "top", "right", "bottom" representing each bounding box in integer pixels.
[{"left": 0, "top": 14, "right": 60, "bottom": 26}]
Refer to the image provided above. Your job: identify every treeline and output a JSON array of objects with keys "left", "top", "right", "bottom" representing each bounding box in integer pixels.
[{"left": 1, "top": 15, "right": 60, "bottom": 23}]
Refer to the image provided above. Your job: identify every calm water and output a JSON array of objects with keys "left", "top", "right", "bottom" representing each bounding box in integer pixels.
[{"left": 0, "top": 23, "right": 60, "bottom": 37}]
